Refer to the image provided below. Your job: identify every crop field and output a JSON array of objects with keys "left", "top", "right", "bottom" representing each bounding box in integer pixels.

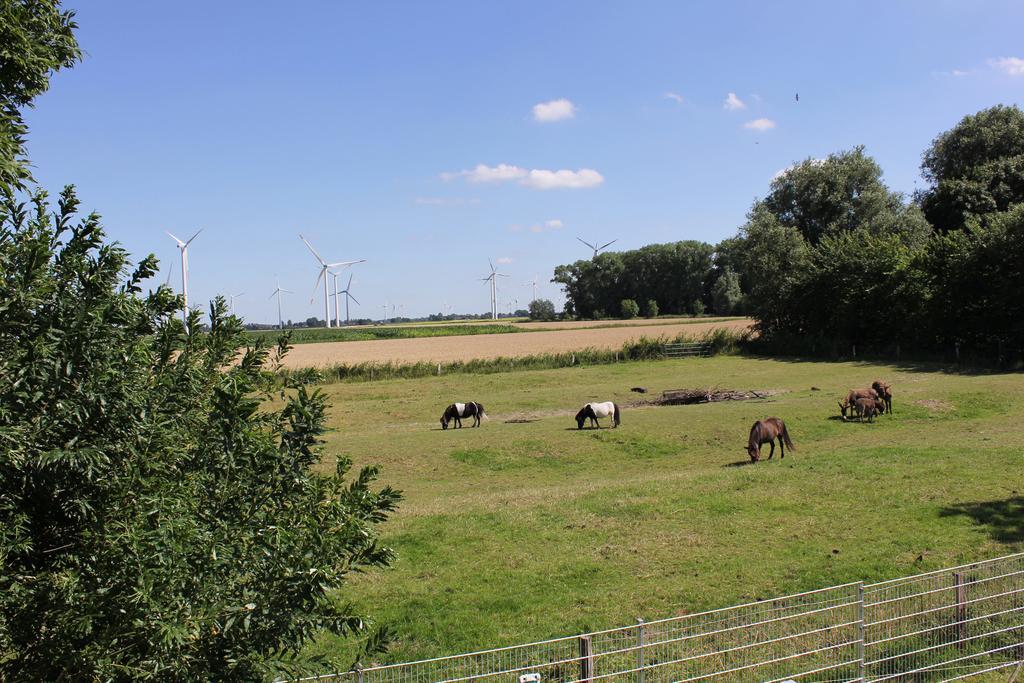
[
  {"left": 303, "top": 355, "right": 1024, "bottom": 666},
  {"left": 279, "top": 318, "right": 752, "bottom": 367}
]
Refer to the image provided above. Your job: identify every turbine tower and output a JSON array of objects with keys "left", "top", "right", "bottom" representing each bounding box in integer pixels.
[
  {"left": 329, "top": 273, "right": 359, "bottom": 325},
  {"left": 480, "top": 259, "right": 509, "bottom": 320},
  {"left": 167, "top": 229, "right": 202, "bottom": 329},
  {"left": 299, "top": 234, "right": 365, "bottom": 328},
  {"left": 525, "top": 274, "right": 539, "bottom": 301},
  {"left": 577, "top": 237, "right": 617, "bottom": 259},
  {"left": 269, "top": 279, "right": 293, "bottom": 329},
  {"left": 228, "top": 291, "right": 244, "bottom": 315}
]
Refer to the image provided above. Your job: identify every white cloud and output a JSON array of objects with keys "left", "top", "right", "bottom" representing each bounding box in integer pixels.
[
  {"left": 532, "top": 98, "right": 577, "bottom": 122},
  {"left": 663, "top": 91, "right": 684, "bottom": 104},
  {"left": 441, "top": 163, "right": 528, "bottom": 183},
  {"left": 723, "top": 92, "right": 746, "bottom": 110},
  {"left": 415, "top": 197, "right": 481, "bottom": 206},
  {"left": 528, "top": 219, "right": 565, "bottom": 233},
  {"left": 442, "top": 165, "right": 603, "bottom": 190},
  {"left": 989, "top": 56, "right": 1024, "bottom": 76},
  {"left": 522, "top": 168, "right": 604, "bottom": 190},
  {"left": 744, "top": 117, "right": 776, "bottom": 131},
  {"left": 952, "top": 69, "right": 969, "bottom": 77},
  {"left": 496, "top": 257, "right": 513, "bottom": 264}
]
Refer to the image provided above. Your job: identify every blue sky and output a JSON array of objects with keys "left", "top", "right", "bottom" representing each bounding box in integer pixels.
[{"left": 24, "top": 1, "right": 1024, "bottom": 323}]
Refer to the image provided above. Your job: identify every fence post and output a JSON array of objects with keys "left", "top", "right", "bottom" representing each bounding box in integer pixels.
[
  {"left": 857, "top": 582, "right": 866, "bottom": 682},
  {"left": 579, "top": 634, "right": 594, "bottom": 683},
  {"left": 356, "top": 664, "right": 364, "bottom": 683},
  {"left": 954, "top": 572, "right": 967, "bottom": 648},
  {"left": 636, "top": 618, "right": 645, "bottom": 683}
]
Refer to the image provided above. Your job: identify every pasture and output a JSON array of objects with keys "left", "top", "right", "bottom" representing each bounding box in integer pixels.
[{"left": 304, "top": 355, "right": 1024, "bottom": 666}]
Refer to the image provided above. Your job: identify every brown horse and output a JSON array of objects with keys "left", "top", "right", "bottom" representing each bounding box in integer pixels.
[
  {"left": 747, "top": 417, "right": 794, "bottom": 462},
  {"left": 871, "top": 380, "right": 893, "bottom": 414},
  {"left": 839, "top": 387, "right": 878, "bottom": 420},
  {"left": 854, "top": 397, "right": 884, "bottom": 422}
]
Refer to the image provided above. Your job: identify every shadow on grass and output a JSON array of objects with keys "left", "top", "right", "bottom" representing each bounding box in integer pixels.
[
  {"left": 722, "top": 460, "right": 755, "bottom": 468},
  {"left": 737, "top": 351, "right": 1009, "bottom": 377},
  {"left": 940, "top": 497, "right": 1024, "bottom": 543}
]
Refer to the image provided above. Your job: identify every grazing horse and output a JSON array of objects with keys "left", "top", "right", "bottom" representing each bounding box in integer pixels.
[
  {"left": 854, "top": 397, "right": 884, "bottom": 422},
  {"left": 440, "top": 401, "right": 486, "bottom": 429},
  {"left": 871, "top": 380, "right": 893, "bottom": 414},
  {"left": 575, "top": 401, "right": 621, "bottom": 429},
  {"left": 747, "top": 417, "right": 794, "bottom": 462},
  {"left": 839, "top": 387, "right": 879, "bottom": 420}
]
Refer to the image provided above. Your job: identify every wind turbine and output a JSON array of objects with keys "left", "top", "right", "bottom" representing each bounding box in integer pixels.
[
  {"left": 380, "top": 301, "right": 389, "bottom": 323},
  {"left": 577, "top": 237, "right": 617, "bottom": 259},
  {"left": 525, "top": 274, "right": 539, "bottom": 302},
  {"left": 299, "top": 234, "right": 365, "bottom": 328},
  {"left": 228, "top": 291, "right": 244, "bottom": 315},
  {"left": 269, "top": 279, "right": 293, "bottom": 329},
  {"left": 480, "top": 259, "right": 509, "bottom": 320},
  {"left": 330, "top": 273, "right": 359, "bottom": 325},
  {"left": 167, "top": 229, "right": 202, "bottom": 328}
]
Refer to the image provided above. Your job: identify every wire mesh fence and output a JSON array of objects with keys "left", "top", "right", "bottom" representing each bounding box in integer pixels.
[{"left": 294, "top": 554, "right": 1024, "bottom": 683}]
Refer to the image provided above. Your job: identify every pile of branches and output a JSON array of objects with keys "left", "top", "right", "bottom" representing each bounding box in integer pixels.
[{"left": 658, "top": 387, "right": 774, "bottom": 405}]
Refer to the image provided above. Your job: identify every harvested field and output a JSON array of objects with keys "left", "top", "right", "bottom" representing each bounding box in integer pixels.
[
  {"left": 510, "top": 316, "right": 744, "bottom": 331},
  {"left": 280, "top": 318, "right": 752, "bottom": 368}
]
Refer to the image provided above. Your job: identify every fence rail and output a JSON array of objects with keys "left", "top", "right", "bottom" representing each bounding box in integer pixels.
[
  {"left": 295, "top": 554, "right": 1024, "bottom": 683},
  {"left": 663, "top": 342, "right": 713, "bottom": 359}
]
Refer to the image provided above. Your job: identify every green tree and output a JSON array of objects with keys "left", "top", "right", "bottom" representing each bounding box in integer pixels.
[
  {"left": 0, "top": 0, "right": 81, "bottom": 190},
  {"left": 764, "top": 147, "right": 930, "bottom": 248},
  {"left": 644, "top": 299, "right": 659, "bottom": 318},
  {"left": 919, "top": 104, "right": 1024, "bottom": 231},
  {"left": 620, "top": 298, "right": 639, "bottom": 318},
  {"left": 711, "top": 267, "right": 743, "bottom": 315},
  {"left": 528, "top": 298, "right": 556, "bottom": 321},
  {"left": 691, "top": 298, "right": 705, "bottom": 315},
  {"left": 0, "top": 187, "right": 400, "bottom": 680}
]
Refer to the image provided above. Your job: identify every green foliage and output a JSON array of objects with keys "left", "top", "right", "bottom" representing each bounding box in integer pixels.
[
  {"left": 711, "top": 267, "right": 743, "bottom": 315},
  {"left": 644, "top": 299, "right": 659, "bottom": 318},
  {"left": 0, "top": 187, "right": 400, "bottom": 680},
  {"left": 553, "top": 241, "right": 715, "bottom": 318},
  {"left": 723, "top": 114, "right": 1024, "bottom": 362},
  {"left": 620, "top": 298, "right": 639, "bottom": 319},
  {"left": 763, "top": 147, "right": 931, "bottom": 248},
  {"left": 919, "top": 105, "right": 1024, "bottom": 231},
  {"left": 691, "top": 298, "right": 705, "bottom": 315},
  {"left": 528, "top": 298, "right": 557, "bottom": 321},
  {"left": 0, "top": 0, "right": 81, "bottom": 190}
]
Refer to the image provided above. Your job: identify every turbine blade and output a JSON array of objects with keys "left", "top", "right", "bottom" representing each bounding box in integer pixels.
[
  {"left": 346, "top": 273, "right": 353, "bottom": 289},
  {"left": 184, "top": 228, "right": 203, "bottom": 246},
  {"left": 299, "top": 234, "right": 327, "bottom": 265},
  {"left": 576, "top": 237, "right": 595, "bottom": 250},
  {"left": 166, "top": 231, "right": 186, "bottom": 247},
  {"left": 281, "top": 288, "right": 294, "bottom": 293},
  {"left": 488, "top": 258, "right": 495, "bottom": 272},
  {"left": 269, "top": 290, "right": 278, "bottom": 300},
  {"left": 348, "top": 293, "right": 360, "bottom": 305},
  {"left": 599, "top": 239, "right": 617, "bottom": 250},
  {"left": 326, "top": 259, "right": 365, "bottom": 268}
]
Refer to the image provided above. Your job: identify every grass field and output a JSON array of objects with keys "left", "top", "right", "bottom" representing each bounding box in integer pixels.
[{"left": 303, "top": 355, "right": 1024, "bottom": 666}]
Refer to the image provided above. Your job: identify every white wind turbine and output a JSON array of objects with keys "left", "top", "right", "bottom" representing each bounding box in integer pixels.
[
  {"left": 228, "top": 291, "right": 244, "bottom": 315},
  {"left": 269, "top": 278, "right": 293, "bottom": 329},
  {"left": 167, "top": 229, "right": 202, "bottom": 329},
  {"left": 577, "top": 236, "right": 617, "bottom": 259},
  {"left": 329, "top": 272, "right": 359, "bottom": 325},
  {"left": 525, "top": 274, "right": 540, "bottom": 302},
  {"left": 480, "top": 259, "right": 509, "bottom": 320},
  {"left": 299, "top": 234, "right": 365, "bottom": 328}
]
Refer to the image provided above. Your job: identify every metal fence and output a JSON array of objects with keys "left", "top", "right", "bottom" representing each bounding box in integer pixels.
[{"left": 297, "top": 553, "right": 1024, "bottom": 683}]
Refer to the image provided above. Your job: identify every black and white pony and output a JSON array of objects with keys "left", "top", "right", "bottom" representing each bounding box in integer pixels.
[
  {"left": 575, "top": 401, "right": 621, "bottom": 429},
  {"left": 440, "top": 401, "right": 487, "bottom": 429}
]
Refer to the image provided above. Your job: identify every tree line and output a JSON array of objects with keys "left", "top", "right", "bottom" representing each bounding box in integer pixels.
[{"left": 553, "top": 105, "right": 1024, "bottom": 362}]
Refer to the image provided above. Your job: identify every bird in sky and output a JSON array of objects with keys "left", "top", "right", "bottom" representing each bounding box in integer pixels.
[{"left": 795, "top": 93, "right": 800, "bottom": 102}]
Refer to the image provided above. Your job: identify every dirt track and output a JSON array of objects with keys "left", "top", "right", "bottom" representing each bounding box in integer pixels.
[{"left": 281, "top": 318, "right": 752, "bottom": 368}]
